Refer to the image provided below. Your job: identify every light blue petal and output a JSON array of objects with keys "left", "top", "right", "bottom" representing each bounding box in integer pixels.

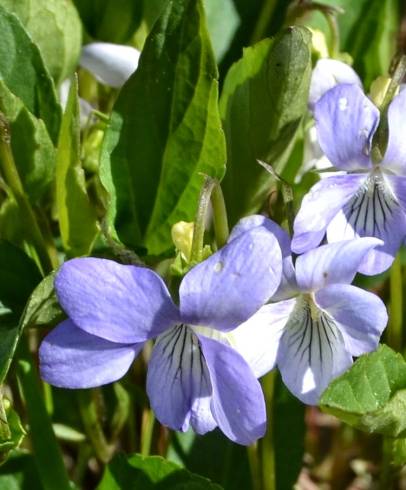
[
  {"left": 198, "top": 335, "right": 266, "bottom": 445},
  {"left": 39, "top": 320, "right": 142, "bottom": 388},
  {"left": 382, "top": 89, "right": 406, "bottom": 174},
  {"left": 55, "top": 258, "right": 179, "bottom": 344},
  {"left": 314, "top": 83, "right": 379, "bottom": 171},
  {"left": 295, "top": 238, "right": 382, "bottom": 292},
  {"left": 229, "top": 215, "right": 297, "bottom": 299},
  {"left": 179, "top": 226, "right": 282, "bottom": 331}
]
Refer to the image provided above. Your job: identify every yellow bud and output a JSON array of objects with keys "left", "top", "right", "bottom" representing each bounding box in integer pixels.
[
  {"left": 171, "top": 221, "right": 194, "bottom": 261},
  {"left": 310, "top": 29, "right": 329, "bottom": 59}
]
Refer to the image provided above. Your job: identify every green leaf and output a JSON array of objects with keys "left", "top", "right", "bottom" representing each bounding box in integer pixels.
[
  {"left": 19, "top": 272, "right": 65, "bottom": 331},
  {"left": 0, "top": 241, "right": 41, "bottom": 383},
  {"left": 0, "top": 0, "right": 82, "bottom": 85},
  {"left": 100, "top": 0, "right": 226, "bottom": 255},
  {"left": 0, "top": 81, "right": 56, "bottom": 202},
  {"left": 73, "top": 0, "right": 142, "bottom": 44},
  {"left": 18, "top": 358, "right": 71, "bottom": 490},
  {"left": 56, "top": 76, "right": 98, "bottom": 256},
  {"left": 320, "top": 345, "right": 406, "bottom": 437},
  {"left": 219, "top": 26, "right": 312, "bottom": 224},
  {"left": 97, "top": 453, "right": 223, "bottom": 490},
  {"left": 0, "top": 5, "right": 61, "bottom": 143}
]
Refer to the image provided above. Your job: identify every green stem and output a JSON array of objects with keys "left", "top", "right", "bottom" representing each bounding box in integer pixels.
[
  {"left": 190, "top": 176, "right": 216, "bottom": 264},
  {"left": 380, "top": 437, "right": 394, "bottom": 489},
  {"left": 18, "top": 344, "right": 71, "bottom": 490},
  {"left": 140, "top": 408, "right": 155, "bottom": 456},
  {"left": 0, "top": 114, "right": 54, "bottom": 274},
  {"left": 324, "top": 11, "right": 340, "bottom": 58},
  {"left": 260, "top": 370, "right": 276, "bottom": 490},
  {"left": 373, "top": 55, "right": 406, "bottom": 161},
  {"left": 77, "top": 389, "right": 114, "bottom": 463},
  {"left": 247, "top": 443, "right": 261, "bottom": 490},
  {"left": 388, "top": 254, "right": 403, "bottom": 351},
  {"left": 250, "top": 0, "right": 278, "bottom": 44},
  {"left": 211, "top": 183, "right": 229, "bottom": 248}
]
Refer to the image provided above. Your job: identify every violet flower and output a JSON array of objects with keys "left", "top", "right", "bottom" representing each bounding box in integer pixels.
[
  {"left": 229, "top": 216, "right": 387, "bottom": 405},
  {"left": 39, "top": 225, "right": 283, "bottom": 445},
  {"left": 293, "top": 83, "right": 406, "bottom": 275}
]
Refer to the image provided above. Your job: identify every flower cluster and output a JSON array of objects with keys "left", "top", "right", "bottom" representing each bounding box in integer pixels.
[{"left": 40, "top": 58, "right": 397, "bottom": 446}]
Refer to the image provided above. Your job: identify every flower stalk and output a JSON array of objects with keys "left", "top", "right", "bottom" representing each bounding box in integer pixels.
[
  {"left": 388, "top": 254, "right": 403, "bottom": 352},
  {"left": 0, "top": 113, "right": 54, "bottom": 275},
  {"left": 190, "top": 176, "right": 216, "bottom": 264}
]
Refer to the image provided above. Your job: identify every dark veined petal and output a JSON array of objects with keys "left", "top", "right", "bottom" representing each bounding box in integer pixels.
[
  {"left": 314, "top": 83, "right": 379, "bottom": 171},
  {"left": 295, "top": 238, "right": 382, "bottom": 292},
  {"left": 55, "top": 258, "right": 179, "bottom": 344},
  {"left": 326, "top": 172, "right": 406, "bottom": 275},
  {"left": 277, "top": 297, "right": 353, "bottom": 405},
  {"left": 292, "top": 173, "right": 365, "bottom": 254},
  {"left": 316, "top": 284, "right": 387, "bottom": 356},
  {"left": 39, "top": 320, "right": 142, "bottom": 389},
  {"left": 179, "top": 225, "right": 282, "bottom": 331},
  {"left": 198, "top": 335, "right": 266, "bottom": 445},
  {"left": 146, "top": 325, "right": 216, "bottom": 435}
]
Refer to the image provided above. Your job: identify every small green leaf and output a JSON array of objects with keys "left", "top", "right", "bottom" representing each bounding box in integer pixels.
[
  {"left": 0, "top": 5, "right": 61, "bottom": 143},
  {"left": 0, "top": 404, "right": 26, "bottom": 461},
  {"left": 220, "top": 26, "right": 312, "bottom": 224},
  {"left": 97, "top": 453, "right": 223, "bottom": 490},
  {"left": 0, "top": 81, "right": 56, "bottom": 202},
  {"left": 0, "top": 0, "right": 82, "bottom": 85},
  {"left": 56, "top": 76, "right": 98, "bottom": 256},
  {"left": 320, "top": 345, "right": 406, "bottom": 437},
  {"left": 100, "top": 0, "right": 226, "bottom": 255},
  {"left": 19, "top": 272, "right": 65, "bottom": 331}
]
